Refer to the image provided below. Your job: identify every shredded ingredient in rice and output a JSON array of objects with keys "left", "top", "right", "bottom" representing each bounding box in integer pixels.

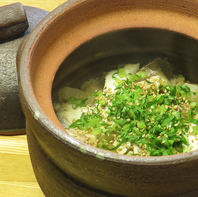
[{"left": 54, "top": 58, "right": 198, "bottom": 156}]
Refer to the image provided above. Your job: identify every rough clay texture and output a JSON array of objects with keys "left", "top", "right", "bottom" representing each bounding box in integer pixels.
[{"left": 0, "top": 5, "right": 49, "bottom": 135}]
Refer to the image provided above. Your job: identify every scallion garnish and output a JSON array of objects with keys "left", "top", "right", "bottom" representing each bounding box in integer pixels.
[{"left": 68, "top": 65, "right": 198, "bottom": 156}]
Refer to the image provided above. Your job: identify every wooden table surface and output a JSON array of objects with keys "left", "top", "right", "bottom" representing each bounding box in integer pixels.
[{"left": 0, "top": 1, "right": 66, "bottom": 196}]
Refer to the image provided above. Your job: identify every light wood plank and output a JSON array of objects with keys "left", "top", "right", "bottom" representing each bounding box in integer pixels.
[
  {"left": 0, "top": 181, "right": 44, "bottom": 197},
  {"left": 0, "top": 0, "right": 67, "bottom": 11},
  {"left": 0, "top": 142, "right": 36, "bottom": 182},
  {"left": 0, "top": 135, "right": 43, "bottom": 196}
]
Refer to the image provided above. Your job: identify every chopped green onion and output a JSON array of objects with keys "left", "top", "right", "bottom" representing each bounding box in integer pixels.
[
  {"left": 183, "top": 146, "right": 191, "bottom": 153},
  {"left": 137, "top": 121, "right": 146, "bottom": 129},
  {"left": 128, "top": 74, "right": 140, "bottom": 82},
  {"left": 67, "top": 97, "right": 87, "bottom": 109},
  {"left": 137, "top": 71, "right": 147, "bottom": 78},
  {"left": 193, "top": 125, "right": 198, "bottom": 135},
  {"left": 155, "top": 105, "right": 167, "bottom": 114},
  {"left": 68, "top": 64, "right": 198, "bottom": 156},
  {"left": 190, "top": 102, "right": 197, "bottom": 109},
  {"left": 118, "top": 68, "right": 126, "bottom": 78},
  {"left": 92, "top": 128, "right": 102, "bottom": 135}
]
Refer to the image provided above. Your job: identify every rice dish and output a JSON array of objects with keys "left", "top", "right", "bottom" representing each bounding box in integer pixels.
[{"left": 54, "top": 58, "right": 198, "bottom": 156}]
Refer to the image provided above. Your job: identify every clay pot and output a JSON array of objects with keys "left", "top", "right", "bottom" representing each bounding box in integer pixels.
[
  {"left": 17, "top": 0, "right": 198, "bottom": 196},
  {"left": 0, "top": 4, "right": 49, "bottom": 135}
]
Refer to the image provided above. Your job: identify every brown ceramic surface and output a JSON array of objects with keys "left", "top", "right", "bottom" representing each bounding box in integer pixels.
[
  {"left": 0, "top": 3, "right": 28, "bottom": 43},
  {"left": 17, "top": 0, "right": 198, "bottom": 196},
  {"left": 26, "top": 123, "right": 198, "bottom": 197},
  {"left": 0, "top": 5, "right": 49, "bottom": 135}
]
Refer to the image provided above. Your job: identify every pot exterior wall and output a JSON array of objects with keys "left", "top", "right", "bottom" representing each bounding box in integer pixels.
[{"left": 22, "top": 105, "right": 198, "bottom": 197}]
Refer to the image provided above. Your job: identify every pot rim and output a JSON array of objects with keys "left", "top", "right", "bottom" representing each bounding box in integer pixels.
[{"left": 18, "top": 0, "right": 198, "bottom": 165}]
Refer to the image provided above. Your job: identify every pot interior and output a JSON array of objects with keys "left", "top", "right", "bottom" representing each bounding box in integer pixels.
[{"left": 52, "top": 28, "right": 198, "bottom": 100}]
